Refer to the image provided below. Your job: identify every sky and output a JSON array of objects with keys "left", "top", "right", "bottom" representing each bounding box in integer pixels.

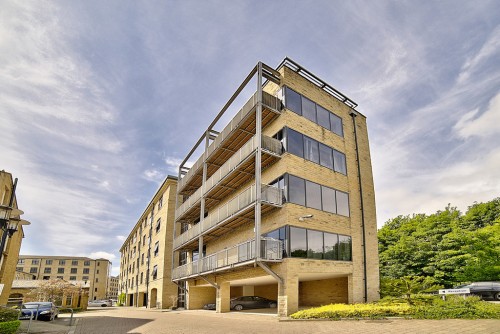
[{"left": 1, "top": 0, "right": 499, "bottom": 276}]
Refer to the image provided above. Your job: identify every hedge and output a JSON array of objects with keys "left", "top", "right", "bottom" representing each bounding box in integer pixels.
[
  {"left": 0, "top": 320, "right": 20, "bottom": 334},
  {"left": 0, "top": 309, "right": 18, "bottom": 323}
]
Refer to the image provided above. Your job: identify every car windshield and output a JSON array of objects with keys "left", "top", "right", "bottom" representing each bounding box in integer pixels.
[{"left": 24, "top": 303, "right": 51, "bottom": 309}]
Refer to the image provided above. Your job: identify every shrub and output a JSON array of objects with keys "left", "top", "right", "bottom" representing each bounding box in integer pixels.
[
  {"left": 290, "top": 303, "right": 412, "bottom": 319},
  {"left": 0, "top": 320, "right": 20, "bottom": 334},
  {"left": 0, "top": 308, "right": 19, "bottom": 322},
  {"left": 412, "top": 295, "right": 500, "bottom": 319}
]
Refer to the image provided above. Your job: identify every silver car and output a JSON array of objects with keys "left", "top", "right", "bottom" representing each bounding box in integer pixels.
[{"left": 88, "top": 299, "right": 112, "bottom": 307}]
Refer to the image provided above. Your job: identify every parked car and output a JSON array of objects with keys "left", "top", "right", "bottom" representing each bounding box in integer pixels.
[
  {"left": 230, "top": 296, "right": 277, "bottom": 311},
  {"left": 88, "top": 299, "right": 112, "bottom": 307},
  {"left": 203, "top": 302, "right": 216, "bottom": 310},
  {"left": 20, "top": 302, "right": 59, "bottom": 321},
  {"left": 454, "top": 282, "right": 500, "bottom": 300}
]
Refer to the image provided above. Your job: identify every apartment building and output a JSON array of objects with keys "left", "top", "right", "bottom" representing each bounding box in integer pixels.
[
  {"left": 0, "top": 171, "right": 29, "bottom": 306},
  {"left": 107, "top": 276, "right": 119, "bottom": 300},
  {"left": 17, "top": 255, "right": 111, "bottom": 301},
  {"left": 118, "top": 176, "right": 178, "bottom": 308},
  {"left": 171, "top": 58, "right": 379, "bottom": 316}
]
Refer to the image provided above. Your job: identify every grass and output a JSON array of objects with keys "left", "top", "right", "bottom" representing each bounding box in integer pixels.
[{"left": 290, "top": 295, "right": 500, "bottom": 320}]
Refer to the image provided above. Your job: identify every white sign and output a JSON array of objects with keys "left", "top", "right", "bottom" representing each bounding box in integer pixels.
[{"left": 439, "top": 288, "right": 470, "bottom": 295}]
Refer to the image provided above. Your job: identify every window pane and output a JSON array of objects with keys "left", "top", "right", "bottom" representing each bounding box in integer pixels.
[
  {"left": 285, "top": 87, "right": 302, "bottom": 115},
  {"left": 303, "top": 136, "right": 319, "bottom": 164},
  {"left": 319, "top": 143, "right": 333, "bottom": 170},
  {"left": 336, "top": 191, "right": 350, "bottom": 216},
  {"left": 288, "top": 175, "right": 305, "bottom": 206},
  {"left": 286, "top": 128, "right": 304, "bottom": 158},
  {"left": 307, "top": 230, "right": 323, "bottom": 259},
  {"left": 317, "top": 105, "right": 330, "bottom": 129},
  {"left": 333, "top": 150, "right": 347, "bottom": 175},
  {"left": 302, "top": 97, "right": 316, "bottom": 123},
  {"left": 339, "top": 235, "right": 352, "bottom": 261},
  {"left": 324, "top": 233, "right": 339, "bottom": 260},
  {"left": 305, "top": 181, "right": 322, "bottom": 210},
  {"left": 330, "top": 113, "right": 343, "bottom": 137},
  {"left": 321, "top": 187, "right": 336, "bottom": 214},
  {"left": 290, "top": 227, "right": 307, "bottom": 258}
]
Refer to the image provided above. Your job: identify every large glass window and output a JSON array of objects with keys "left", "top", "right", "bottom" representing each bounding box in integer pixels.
[
  {"left": 302, "top": 96, "right": 316, "bottom": 123},
  {"left": 333, "top": 150, "right": 347, "bottom": 175},
  {"left": 317, "top": 105, "right": 331, "bottom": 129},
  {"left": 290, "top": 227, "right": 307, "bottom": 258},
  {"left": 284, "top": 87, "right": 302, "bottom": 115},
  {"left": 307, "top": 230, "right": 324, "bottom": 259},
  {"left": 336, "top": 191, "right": 350, "bottom": 216},
  {"left": 303, "top": 136, "right": 319, "bottom": 164},
  {"left": 288, "top": 175, "right": 305, "bottom": 206},
  {"left": 287, "top": 128, "right": 304, "bottom": 158},
  {"left": 330, "top": 113, "right": 343, "bottom": 137},
  {"left": 321, "top": 187, "right": 336, "bottom": 214},
  {"left": 339, "top": 235, "right": 352, "bottom": 261},
  {"left": 324, "top": 233, "right": 339, "bottom": 260},
  {"left": 305, "top": 181, "right": 322, "bottom": 210},
  {"left": 319, "top": 143, "right": 334, "bottom": 170}
]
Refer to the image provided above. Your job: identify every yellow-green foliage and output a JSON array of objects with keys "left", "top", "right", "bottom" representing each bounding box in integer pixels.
[
  {"left": 290, "top": 303, "right": 412, "bottom": 319},
  {"left": 0, "top": 320, "right": 21, "bottom": 334}
]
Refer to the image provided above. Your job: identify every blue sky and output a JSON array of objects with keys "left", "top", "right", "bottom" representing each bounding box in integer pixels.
[{"left": 1, "top": 1, "right": 499, "bottom": 276}]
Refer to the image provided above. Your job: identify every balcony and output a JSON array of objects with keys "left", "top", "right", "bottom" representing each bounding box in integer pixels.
[
  {"left": 174, "top": 184, "right": 283, "bottom": 250},
  {"left": 178, "top": 91, "right": 282, "bottom": 196},
  {"left": 172, "top": 237, "right": 283, "bottom": 281},
  {"left": 174, "top": 134, "right": 282, "bottom": 222}
]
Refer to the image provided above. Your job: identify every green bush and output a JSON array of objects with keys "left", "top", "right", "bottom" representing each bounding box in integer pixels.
[
  {"left": 0, "top": 320, "right": 20, "bottom": 334},
  {"left": 290, "top": 303, "right": 412, "bottom": 319},
  {"left": 412, "top": 295, "right": 500, "bottom": 319},
  {"left": 59, "top": 307, "right": 83, "bottom": 313},
  {"left": 0, "top": 308, "right": 19, "bottom": 322},
  {"left": 290, "top": 295, "right": 500, "bottom": 320}
]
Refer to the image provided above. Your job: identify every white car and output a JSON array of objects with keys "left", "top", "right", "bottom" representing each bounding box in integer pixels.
[{"left": 88, "top": 300, "right": 112, "bottom": 307}]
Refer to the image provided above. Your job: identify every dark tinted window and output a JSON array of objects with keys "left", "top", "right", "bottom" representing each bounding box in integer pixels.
[
  {"left": 317, "top": 105, "right": 331, "bottom": 129},
  {"left": 333, "top": 150, "right": 347, "bottom": 174},
  {"left": 336, "top": 191, "right": 350, "bottom": 216},
  {"left": 287, "top": 128, "right": 304, "bottom": 158},
  {"left": 285, "top": 87, "right": 302, "bottom": 115},
  {"left": 319, "top": 143, "right": 334, "bottom": 169},
  {"left": 288, "top": 175, "right": 305, "bottom": 206},
  {"left": 324, "top": 233, "right": 339, "bottom": 260},
  {"left": 302, "top": 96, "right": 316, "bottom": 123},
  {"left": 321, "top": 187, "right": 336, "bottom": 214},
  {"left": 307, "top": 230, "right": 323, "bottom": 259},
  {"left": 339, "top": 235, "right": 352, "bottom": 261},
  {"left": 303, "top": 136, "right": 319, "bottom": 164},
  {"left": 306, "top": 181, "right": 322, "bottom": 210},
  {"left": 290, "top": 227, "right": 307, "bottom": 258},
  {"left": 330, "top": 113, "right": 343, "bottom": 137}
]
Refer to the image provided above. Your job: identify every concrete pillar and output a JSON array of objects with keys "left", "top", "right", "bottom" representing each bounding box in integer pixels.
[
  {"left": 216, "top": 281, "right": 230, "bottom": 313},
  {"left": 277, "top": 275, "right": 299, "bottom": 317},
  {"left": 242, "top": 286, "right": 254, "bottom": 296}
]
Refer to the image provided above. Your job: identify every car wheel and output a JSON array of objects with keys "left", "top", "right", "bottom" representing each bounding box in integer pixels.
[
  {"left": 269, "top": 302, "right": 277, "bottom": 308},
  {"left": 234, "top": 304, "right": 243, "bottom": 311},
  {"left": 101, "top": 304, "right": 107, "bottom": 307},
  {"left": 495, "top": 292, "right": 500, "bottom": 301}
]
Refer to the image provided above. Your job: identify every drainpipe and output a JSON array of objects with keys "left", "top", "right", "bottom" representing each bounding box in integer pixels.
[{"left": 350, "top": 112, "right": 368, "bottom": 303}]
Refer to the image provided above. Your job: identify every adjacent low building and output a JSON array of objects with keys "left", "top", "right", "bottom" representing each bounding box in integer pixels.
[{"left": 16, "top": 255, "right": 111, "bottom": 301}]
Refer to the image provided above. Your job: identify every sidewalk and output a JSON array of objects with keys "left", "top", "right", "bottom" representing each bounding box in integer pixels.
[{"left": 17, "top": 314, "right": 77, "bottom": 334}]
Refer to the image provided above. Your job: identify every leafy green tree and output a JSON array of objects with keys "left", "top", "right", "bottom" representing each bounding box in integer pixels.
[{"left": 380, "top": 275, "right": 442, "bottom": 305}]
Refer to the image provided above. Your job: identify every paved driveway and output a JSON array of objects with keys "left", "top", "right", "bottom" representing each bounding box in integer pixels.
[
  {"left": 71, "top": 307, "right": 500, "bottom": 334},
  {"left": 20, "top": 307, "right": 500, "bottom": 334}
]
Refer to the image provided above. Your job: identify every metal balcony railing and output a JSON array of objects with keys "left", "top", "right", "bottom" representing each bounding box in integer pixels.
[
  {"left": 171, "top": 237, "right": 283, "bottom": 280},
  {"left": 173, "top": 185, "right": 283, "bottom": 249},
  {"left": 175, "top": 135, "right": 282, "bottom": 221},
  {"left": 177, "top": 91, "right": 281, "bottom": 193}
]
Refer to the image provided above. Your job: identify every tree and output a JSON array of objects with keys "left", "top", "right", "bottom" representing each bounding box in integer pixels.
[
  {"left": 26, "top": 279, "right": 82, "bottom": 305},
  {"left": 380, "top": 275, "right": 442, "bottom": 305}
]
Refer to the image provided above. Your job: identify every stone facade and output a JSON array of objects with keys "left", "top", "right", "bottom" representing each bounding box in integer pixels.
[
  {"left": 17, "top": 255, "right": 111, "bottom": 301},
  {"left": 171, "top": 60, "right": 379, "bottom": 316},
  {"left": 0, "top": 171, "right": 28, "bottom": 306},
  {"left": 118, "top": 176, "right": 178, "bottom": 309}
]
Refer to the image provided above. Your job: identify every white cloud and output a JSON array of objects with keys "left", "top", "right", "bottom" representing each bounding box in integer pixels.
[
  {"left": 454, "top": 92, "right": 500, "bottom": 139},
  {"left": 143, "top": 169, "right": 164, "bottom": 183},
  {"left": 116, "top": 235, "right": 126, "bottom": 242},
  {"left": 88, "top": 251, "right": 116, "bottom": 261}
]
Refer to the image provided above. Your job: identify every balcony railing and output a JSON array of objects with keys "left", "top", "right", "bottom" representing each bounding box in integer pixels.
[
  {"left": 174, "top": 184, "right": 283, "bottom": 249},
  {"left": 172, "top": 237, "right": 283, "bottom": 280},
  {"left": 177, "top": 91, "right": 282, "bottom": 193},
  {"left": 175, "top": 135, "right": 282, "bottom": 221}
]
